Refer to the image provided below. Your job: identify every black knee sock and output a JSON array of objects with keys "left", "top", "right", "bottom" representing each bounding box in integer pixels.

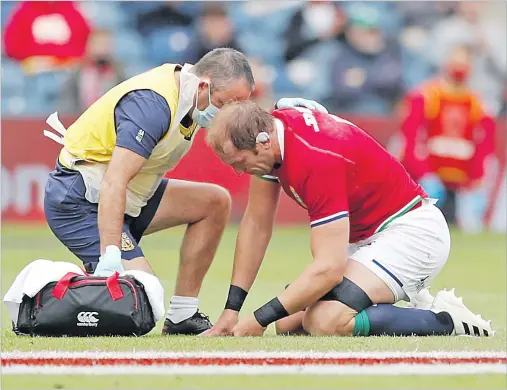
[{"left": 353, "top": 304, "right": 454, "bottom": 336}]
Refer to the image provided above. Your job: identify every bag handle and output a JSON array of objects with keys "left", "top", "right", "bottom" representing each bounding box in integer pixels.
[
  {"left": 106, "top": 272, "right": 124, "bottom": 301},
  {"left": 52, "top": 272, "right": 124, "bottom": 301},
  {"left": 52, "top": 272, "right": 82, "bottom": 299}
]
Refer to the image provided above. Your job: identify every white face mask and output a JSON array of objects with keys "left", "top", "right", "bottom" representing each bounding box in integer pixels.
[
  {"left": 303, "top": 4, "right": 337, "bottom": 37},
  {"left": 178, "top": 64, "right": 219, "bottom": 129},
  {"left": 191, "top": 83, "right": 219, "bottom": 128}
]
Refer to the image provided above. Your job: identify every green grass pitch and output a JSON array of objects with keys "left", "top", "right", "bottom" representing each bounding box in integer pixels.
[{"left": 1, "top": 223, "right": 505, "bottom": 389}]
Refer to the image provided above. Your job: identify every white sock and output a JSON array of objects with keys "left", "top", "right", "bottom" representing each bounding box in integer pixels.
[{"left": 166, "top": 296, "right": 199, "bottom": 324}]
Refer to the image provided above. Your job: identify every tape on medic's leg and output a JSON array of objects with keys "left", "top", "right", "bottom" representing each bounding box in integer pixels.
[{"left": 319, "top": 277, "right": 373, "bottom": 312}]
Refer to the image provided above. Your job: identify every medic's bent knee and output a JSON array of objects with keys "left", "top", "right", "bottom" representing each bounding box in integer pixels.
[{"left": 206, "top": 185, "right": 232, "bottom": 215}]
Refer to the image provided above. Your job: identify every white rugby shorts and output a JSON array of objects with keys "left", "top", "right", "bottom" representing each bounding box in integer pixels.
[{"left": 348, "top": 198, "right": 451, "bottom": 302}]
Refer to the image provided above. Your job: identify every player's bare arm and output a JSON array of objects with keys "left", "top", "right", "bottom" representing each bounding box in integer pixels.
[
  {"left": 98, "top": 146, "right": 145, "bottom": 252},
  {"left": 202, "top": 177, "right": 281, "bottom": 336},
  {"left": 232, "top": 217, "right": 349, "bottom": 337}
]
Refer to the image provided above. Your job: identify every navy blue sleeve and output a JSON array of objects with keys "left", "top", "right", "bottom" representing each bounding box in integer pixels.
[{"left": 114, "top": 90, "right": 171, "bottom": 159}]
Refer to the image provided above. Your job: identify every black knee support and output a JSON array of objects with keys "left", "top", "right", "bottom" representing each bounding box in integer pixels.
[{"left": 319, "top": 277, "right": 373, "bottom": 312}]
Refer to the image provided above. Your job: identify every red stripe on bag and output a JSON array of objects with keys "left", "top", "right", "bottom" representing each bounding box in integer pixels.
[
  {"left": 106, "top": 272, "right": 124, "bottom": 301},
  {"left": 52, "top": 272, "right": 82, "bottom": 299}
]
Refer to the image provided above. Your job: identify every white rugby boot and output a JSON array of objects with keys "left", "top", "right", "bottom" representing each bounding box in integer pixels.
[
  {"left": 407, "top": 287, "right": 435, "bottom": 310},
  {"left": 430, "top": 288, "right": 494, "bottom": 337}
]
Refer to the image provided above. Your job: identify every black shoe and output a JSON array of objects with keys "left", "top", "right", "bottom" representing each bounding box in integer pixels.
[{"left": 161, "top": 311, "right": 213, "bottom": 335}]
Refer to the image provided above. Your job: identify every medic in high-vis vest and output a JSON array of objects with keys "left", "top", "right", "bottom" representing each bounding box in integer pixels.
[
  {"left": 399, "top": 45, "right": 495, "bottom": 233},
  {"left": 42, "top": 48, "right": 328, "bottom": 335}
]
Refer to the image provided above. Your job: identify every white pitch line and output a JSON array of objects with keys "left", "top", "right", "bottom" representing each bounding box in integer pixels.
[
  {"left": 3, "top": 363, "right": 506, "bottom": 376},
  {"left": 3, "top": 350, "right": 506, "bottom": 359}
]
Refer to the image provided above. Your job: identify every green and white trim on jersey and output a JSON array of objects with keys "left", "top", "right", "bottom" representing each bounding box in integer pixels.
[
  {"left": 258, "top": 175, "right": 280, "bottom": 183},
  {"left": 374, "top": 195, "right": 423, "bottom": 234},
  {"left": 311, "top": 211, "right": 349, "bottom": 228}
]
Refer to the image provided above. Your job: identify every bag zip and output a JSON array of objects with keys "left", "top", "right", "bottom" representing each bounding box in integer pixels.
[
  {"left": 35, "top": 278, "right": 139, "bottom": 310},
  {"left": 67, "top": 278, "right": 139, "bottom": 309}
]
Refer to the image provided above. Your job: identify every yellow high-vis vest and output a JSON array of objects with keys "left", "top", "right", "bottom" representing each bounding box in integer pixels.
[{"left": 58, "top": 63, "right": 200, "bottom": 217}]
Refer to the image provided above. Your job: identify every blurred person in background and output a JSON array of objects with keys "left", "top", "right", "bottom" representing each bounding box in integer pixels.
[
  {"left": 3, "top": 1, "right": 91, "bottom": 75},
  {"left": 399, "top": 45, "right": 496, "bottom": 234},
  {"left": 283, "top": 1, "right": 346, "bottom": 63},
  {"left": 247, "top": 57, "right": 274, "bottom": 110},
  {"left": 58, "top": 29, "right": 127, "bottom": 114},
  {"left": 397, "top": 1, "right": 457, "bottom": 89},
  {"left": 283, "top": 1, "right": 345, "bottom": 102},
  {"left": 327, "top": 4, "right": 402, "bottom": 115},
  {"left": 192, "top": 2, "right": 242, "bottom": 62},
  {"left": 133, "top": 0, "right": 195, "bottom": 37},
  {"left": 398, "top": 1, "right": 457, "bottom": 30},
  {"left": 428, "top": 1, "right": 507, "bottom": 116}
]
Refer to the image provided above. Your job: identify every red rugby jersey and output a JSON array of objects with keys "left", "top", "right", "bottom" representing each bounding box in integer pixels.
[{"left": 265, "top": 108, "right": 426, "bottom": 243}]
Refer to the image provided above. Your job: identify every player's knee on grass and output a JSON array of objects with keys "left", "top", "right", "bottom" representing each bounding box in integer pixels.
[{"left": 302, "top": 301, "right": 356, "bottom": 336}]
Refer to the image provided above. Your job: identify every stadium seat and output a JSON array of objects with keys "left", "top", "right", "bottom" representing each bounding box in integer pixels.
[
  {"left": 124, "top": 61, "right": 152, "bottom": 78},
  {"left": 271, "top": 62, "right": 299, "bottom": 97},
  {"left": 1, "top": 59, "right": 26, "bottom": 94},
  {"left": 401, "top": 46, "right": 436, "bottom": 91},
  {"left": 113, "top": 30, "right": 146, "bottom": 63},
  {"left": 78, "top": 1, "right": 128, "bottom": 30},
  {"left": 174, "top": 2, "right": 203, "bottom": 18},
  {"left": 233, "top": 5, "right": 298, "bottom": 64},
  {"left": 24, "top": 71, "right": 69, "bottom": 115},
  {"left": 119, "top": 1, "right": 161, "bottom": 20},
  {"left": 1, "top": 96, "right": 28, "bottom": 116},
  {"left": 146, "top": 27, "right": 197, "bottom": 65},
  {"left": 0, "top": 1, "right": 19, "bottom": 27},
  {"left": 285, "top": 41, "right": 341, "bottom": 102}
]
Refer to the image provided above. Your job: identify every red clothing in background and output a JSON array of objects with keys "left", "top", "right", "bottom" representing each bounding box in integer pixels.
[
  {"left": 400, "top": 79, "right": 495, "bottom": 190},
  {"left": 3, "top": 1, "right": 91, "bottom": 72}
]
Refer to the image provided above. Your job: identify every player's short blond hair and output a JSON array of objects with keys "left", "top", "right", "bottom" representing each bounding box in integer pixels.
[{"left": 208, "top": 101, "right": 274, "bottom": 151}]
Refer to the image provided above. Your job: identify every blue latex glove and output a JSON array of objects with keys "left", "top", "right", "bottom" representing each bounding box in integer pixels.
[
  {"left": 419, "top": 173, "right": 446, "bottom": 206},
  {"left": 276, "top": 98, "right": 328, "bottom": 113},
  {"left": 94, "top": 245, "right": 124, "bottom": 276}
]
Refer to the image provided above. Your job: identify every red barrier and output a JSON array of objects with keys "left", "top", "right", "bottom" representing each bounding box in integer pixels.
[{"left": 1, "top": 116, "right": 505, "bottom": 223}]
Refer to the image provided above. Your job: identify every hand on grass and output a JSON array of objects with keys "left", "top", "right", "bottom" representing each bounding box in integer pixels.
[{"left": 200, "top": 309, "right": 239, "bottom": 337}]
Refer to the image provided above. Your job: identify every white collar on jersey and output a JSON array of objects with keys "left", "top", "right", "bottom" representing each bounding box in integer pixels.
[{"left": 274, "top": 118, "right": 285, "bottom": 161}]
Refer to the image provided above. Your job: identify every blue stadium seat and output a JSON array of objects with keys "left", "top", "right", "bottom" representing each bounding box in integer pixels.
[
  {"left": 1, "top": 95, "right": 28, "bottom": 116},
  {"left": 174, "top": 2, "right": 202, "bottom": 18},
  {"left": 1, "top": 59, "right": 28, "bottom": 116},
  {"left": 119, "top": 1, "right": 160, "bottom": 19},
  {"left": 113, "top": 30, "right": 146, "bottom": 63},
  {"left": 23, "top": 71, "right": 68, "bottom": 115},
  {"left": 1, "top": 59, "right": 26, "bottom": 94},
  {"left": 233, "top": 5, "right": 298, "bottom": 64},
  {"left": 146, "top": 27, "right": 197, "bottom": 65},
  {"left": 1, "top": 1, "right": 20, "bottom": 27},
  {"left": 401, "top": 46, "right": 436, "bottom": 91},
  {"left": 124, "top": 61, "right": 153, "bottom": 78},
  {"left": 271, "top": 62, "right": 299, "bottom": 97},
  {"left": 79, "top": 1, "right": 128, "bottom": 30}
]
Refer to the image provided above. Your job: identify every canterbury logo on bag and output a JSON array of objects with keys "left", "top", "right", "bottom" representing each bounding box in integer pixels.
[{"left": 76, "top": 311, "right": 99, "bottom": 327}]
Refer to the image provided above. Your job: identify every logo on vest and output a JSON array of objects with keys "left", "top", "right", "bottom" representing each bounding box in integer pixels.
[
  {"left": 77, "top": 311, "right": 99, "bottom": 327},
  {"left": 121, "top": 232, "right": 135, "bottom": 251},
  {"left": 136, "top": 129, "right": 145, "bottom": 143}
]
